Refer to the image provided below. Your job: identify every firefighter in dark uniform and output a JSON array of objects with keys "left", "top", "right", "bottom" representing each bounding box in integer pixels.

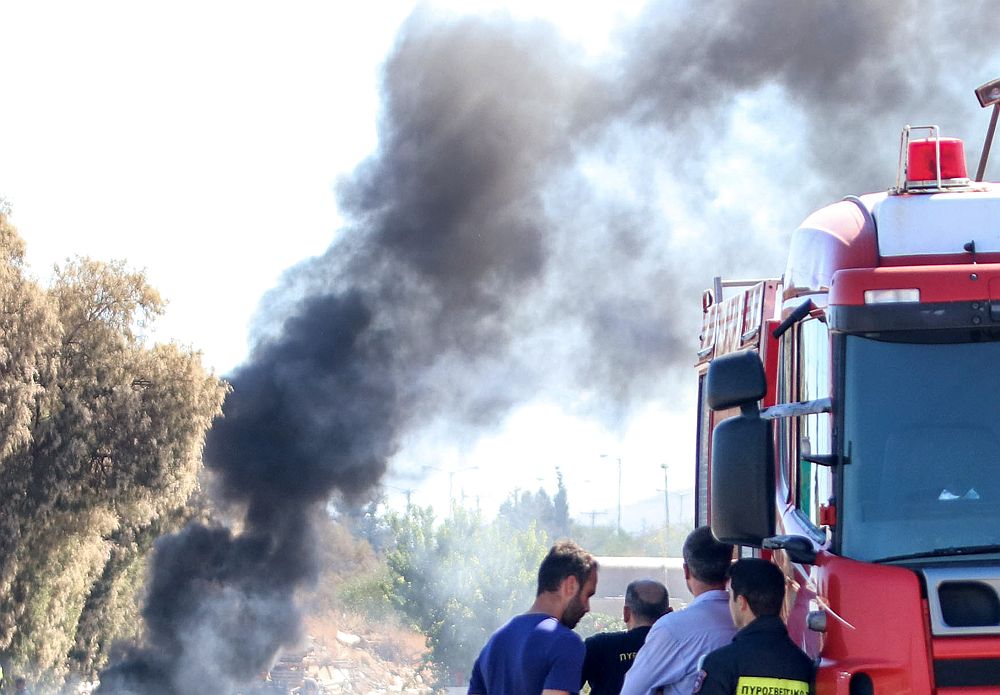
[
  {"left": 581, "top": 579, "right": 671, "bottom": 695},
  {"left": 694, "top": 558, "right": 814, "bottom": 695}
]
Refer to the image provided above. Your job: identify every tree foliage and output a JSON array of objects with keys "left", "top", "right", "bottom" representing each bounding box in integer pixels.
[
  {"left": 496, "top": 468, "right": 569, "bottom": 540},
  {"left": 0, "top": 213, "right": 227, "bottom": 684},
  {"left": 373, "top": 475, "right": 690, "bottom": 686},
  {"left": 569, "top": 520, "right": 690, "bottom": 558},
  {"left": 381, "top": 506, "right": 549, "bottom": 686}
]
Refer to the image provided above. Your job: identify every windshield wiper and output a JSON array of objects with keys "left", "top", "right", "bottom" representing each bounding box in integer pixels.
[{"left": 875, "top": 544, "right": 1000, "bottom": 563}]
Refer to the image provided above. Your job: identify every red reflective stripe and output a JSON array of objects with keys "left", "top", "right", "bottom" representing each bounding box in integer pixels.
[
  {"left": 932, "top": 637, "right": 1000, "bottom": 660},
  {"left": 830, "top": 266, "right": 1000, "bottom": 305}
]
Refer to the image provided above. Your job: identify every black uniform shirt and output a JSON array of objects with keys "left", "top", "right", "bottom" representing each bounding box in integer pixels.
[
  {"left": 581, "top": 625, "right": 651, "bottom": 695},
  {"left": 694, "top": 615, "right": 815, "bottom": 695}
]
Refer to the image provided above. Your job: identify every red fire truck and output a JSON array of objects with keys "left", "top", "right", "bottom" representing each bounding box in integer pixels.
[{"left": 696, "top": 79, "right": 1000, "bottom": 693}]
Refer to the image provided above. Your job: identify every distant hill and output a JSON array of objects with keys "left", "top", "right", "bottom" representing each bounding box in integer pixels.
[{"left": 573, "top": 488, "right": 695, "bottom": 533}]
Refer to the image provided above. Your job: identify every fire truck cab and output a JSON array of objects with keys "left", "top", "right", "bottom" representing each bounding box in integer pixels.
[{"left": 695, "top": 87, "right": 1000, "bottom": 693}]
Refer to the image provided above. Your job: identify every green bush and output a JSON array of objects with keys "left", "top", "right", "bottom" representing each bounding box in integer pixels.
[{"left": 382, "top": 506, "right": 549, "bottom": 686}]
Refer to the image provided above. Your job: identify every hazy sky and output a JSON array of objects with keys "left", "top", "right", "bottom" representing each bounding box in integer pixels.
[
  {"left": 1, "top": 1, "right": 671, "bottom": 523},
  {"left": 3, "top": 1, "right": 999, "bottom": 527}
]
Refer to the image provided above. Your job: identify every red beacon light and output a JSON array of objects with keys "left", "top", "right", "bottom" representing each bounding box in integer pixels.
[
  {"left": 892, "top": 125, "right": 971, "bottom": 194},
  {"left": 908, "top": 137, "right": 967, "bottom": 181}
]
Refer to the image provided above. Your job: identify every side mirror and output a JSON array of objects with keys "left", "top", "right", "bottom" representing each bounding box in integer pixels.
[
  {"left": 707, "top": 351, "right": 775, "bottom": 546},
  {"left": 706, "top": 350, "right": 766, "bottom": 413},
  {"left": 711, "top": 413, "right": 775, "bottom": 546}
]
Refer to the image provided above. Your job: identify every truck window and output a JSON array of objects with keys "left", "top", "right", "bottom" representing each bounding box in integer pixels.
[
  {"left": 796, "top": 318, "right": 833, "bottom": 530},
  {"left": 775, "top": 332, "right": 794, "bottom": 499},
  {"left": 695, "top": 374, "right": 710, "bottom": 527},
  {"left": 842, "top": 335, "right": 1000, "bottom": 561}
]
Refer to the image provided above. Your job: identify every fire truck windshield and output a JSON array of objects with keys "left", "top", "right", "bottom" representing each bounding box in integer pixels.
[{"left": 841, "top": 334, "right": 1000, "bottom": 563}]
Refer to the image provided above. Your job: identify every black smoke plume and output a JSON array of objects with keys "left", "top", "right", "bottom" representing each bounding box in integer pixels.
[{"left": 98, "top": 3, "right": 1000, "bottom": 693}]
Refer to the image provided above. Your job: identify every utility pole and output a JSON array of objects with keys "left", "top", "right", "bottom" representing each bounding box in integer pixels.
[
  {"left": 423, "top": 465, "right": 479, "bottom": 516},
  {"left": 582, "top": 510, "right": 607, "bottom": 527},
  {"left": 383, "top": 484, "right": 415, "bottom": 511}
]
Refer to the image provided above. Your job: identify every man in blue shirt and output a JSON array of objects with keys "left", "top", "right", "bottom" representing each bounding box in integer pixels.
[
  {"left": 468, "top": 540, "right": 599, "bottom": 695},
  {"left": 619, "top": 527, "right": 736, "bottom": 695}
]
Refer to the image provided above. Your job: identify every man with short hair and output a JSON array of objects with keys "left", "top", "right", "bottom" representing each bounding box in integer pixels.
[
  {"left": 693, "top": 558, "right": 814, "bottom": 695},
  {"left": 581, "top": 579, "right": 671, "bottom": 695},
  {"left": 468, "top": 540, "right": 599, "bottom": 695},
  {"left": 619, "top": 527, "right": 737, "bottom": 695}
]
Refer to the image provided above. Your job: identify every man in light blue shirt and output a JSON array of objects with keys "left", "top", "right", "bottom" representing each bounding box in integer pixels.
[{"left": 619, "top": 527, "right": 736, "bottom": 695}]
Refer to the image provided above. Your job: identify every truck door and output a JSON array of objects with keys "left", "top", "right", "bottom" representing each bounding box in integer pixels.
[{"left": 778, "top": 315, "right": 833, "bottom": 657}]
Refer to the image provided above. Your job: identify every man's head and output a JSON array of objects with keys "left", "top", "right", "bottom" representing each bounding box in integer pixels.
[
  {"left": 623, "top": 579, "right": 670, "bottom": 628},
  {"left": 727, "top": 558, "right": 786, "bottom": 628},
  {"left": 537, "top": 540, "right": 599, "bottom": 628},
  {"left": 682, "top": 526, "right": 734, "bottom": 591}
]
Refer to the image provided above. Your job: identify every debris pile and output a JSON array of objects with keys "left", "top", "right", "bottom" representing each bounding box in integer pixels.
[{"left": 243, "top": 624, "right": 441, "bottom": 695}]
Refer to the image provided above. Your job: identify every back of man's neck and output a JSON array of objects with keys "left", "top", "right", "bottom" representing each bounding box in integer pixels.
[{"left": 689, "top": 580, "right": 727, "bottom": 597}]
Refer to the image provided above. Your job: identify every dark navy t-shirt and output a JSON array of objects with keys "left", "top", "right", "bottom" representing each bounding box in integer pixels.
[
  {"left": 468, "top": 613, "right": 585, "bottom": 695},
  {"left": 581, "top": 626, "right": 652, "bottom": 695}
]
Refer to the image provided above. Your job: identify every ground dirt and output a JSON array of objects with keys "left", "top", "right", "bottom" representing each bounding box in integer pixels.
[{"left": 247, "top": 612, "right": 442, "bottom": 695}]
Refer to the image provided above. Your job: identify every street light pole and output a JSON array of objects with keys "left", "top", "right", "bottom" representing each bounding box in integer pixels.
[
  {"left": 617, "top": 458, "right": 622, "bottom": 533},
  {"left": 661, "top": 464, "right": 670, "bottom": 526}
]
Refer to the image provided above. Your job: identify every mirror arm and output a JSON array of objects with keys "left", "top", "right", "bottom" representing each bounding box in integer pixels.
[
  {"left": 760, "top": 397, "right": 832, "bottom": 420},
  {"left": 763, "top": 534, "right": 817, "bottom": 564},
  {"left": 801, "top": 453, "right": 838, "bottom": 467},
  {"left": 772, "top": 299, "right": 816, "bottom": 339}
]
